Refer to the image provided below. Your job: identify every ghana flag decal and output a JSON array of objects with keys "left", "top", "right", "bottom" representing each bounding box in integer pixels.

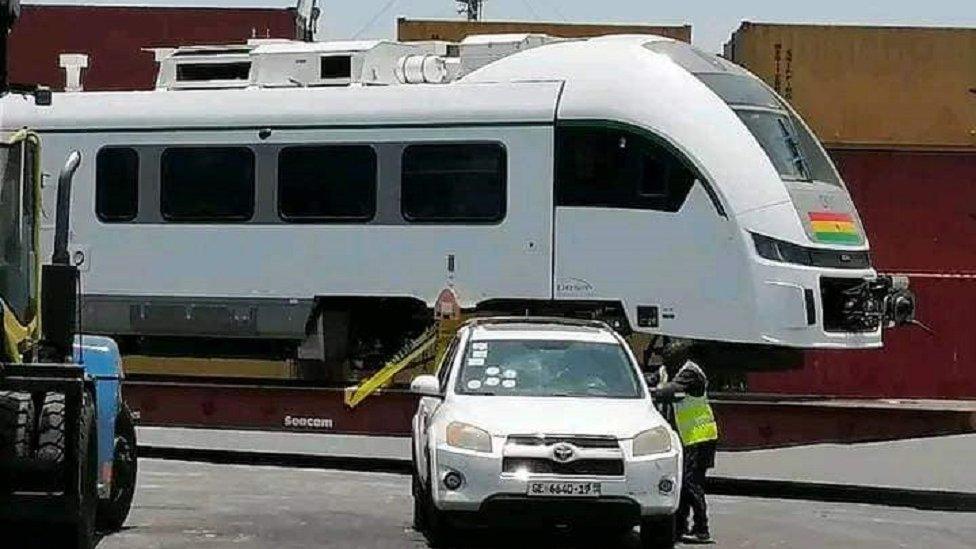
[{"left": 808, "top": 212, "right": 861, "bottom": 244}]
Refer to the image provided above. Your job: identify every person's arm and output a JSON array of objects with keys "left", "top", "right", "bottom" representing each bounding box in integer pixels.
[{"left": 653, "top": 363, "right": 705, "bottom": 400}]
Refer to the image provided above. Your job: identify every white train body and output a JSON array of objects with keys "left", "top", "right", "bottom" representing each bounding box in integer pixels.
[{"left": 0, "top": 34, "right": 899, "bottom": 364}]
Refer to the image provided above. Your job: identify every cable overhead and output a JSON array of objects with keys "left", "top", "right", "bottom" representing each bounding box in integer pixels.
[
  {"left": 352, "top": 0, "right": 403, "bottom": 39},
  {"left": 519, "top": 0, "right": 542, "bottom": 21}
]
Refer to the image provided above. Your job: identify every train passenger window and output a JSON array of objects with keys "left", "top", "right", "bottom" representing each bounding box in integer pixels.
[
  {"left": 556, "top": 126, "right": 696, "bottom": 212},
  {"left": 278, "top": 145, "right": 377, "bottom": 222},
  {"left": 161, "top": 147, "right": 255, "bottom": 222},
  {"left": 96, "top": 147, "right": 139, "bottom": 222},
  {"left": 401, "top": 143, "right": 506, "bottom": 223}
]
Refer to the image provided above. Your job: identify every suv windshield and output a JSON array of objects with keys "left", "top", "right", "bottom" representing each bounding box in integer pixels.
[{"left": 455, "top": 339, "right": 643, "bottom": 399}]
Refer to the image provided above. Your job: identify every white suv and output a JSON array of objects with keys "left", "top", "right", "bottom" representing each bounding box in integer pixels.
[{"left": 411, "top": 318, "right": 681, "bottom": 548}]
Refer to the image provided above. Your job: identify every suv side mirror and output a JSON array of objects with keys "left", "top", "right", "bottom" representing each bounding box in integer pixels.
[{"left": 411, "top": 375, "right": 441, "bottom": 398}]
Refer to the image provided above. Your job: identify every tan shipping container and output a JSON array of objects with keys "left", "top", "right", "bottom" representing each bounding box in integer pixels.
[
  {"left": 397, "top": 17, "right": 691, "bottom": 43},
  {"left": 725, "top": 22, "right": 976, "bottom": 150}
]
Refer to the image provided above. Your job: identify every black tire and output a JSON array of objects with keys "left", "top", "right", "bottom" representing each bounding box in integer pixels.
[
  {"left": 0, "top": 391, "right": 35, "bottom": 490},
  {"left": 422, "top": 460, "right": 457, "bottom": 548},
  {"left": 35, "top": 392, "right": 67, "bottom": 463},
  {"left": 0, "top": 391, "right": 34, "bottom": 459},
  {"left": 37, "top": 391, "right": 97, "bottom": 549},
  {"left": 97, "top": 403, "right": 137, "bottom": 532},
  {"left": 411, "top": 445, "right": 427, "bottom": 532},
  {"left": 640, "top": 514, "right": 676, "bottom": 549}
]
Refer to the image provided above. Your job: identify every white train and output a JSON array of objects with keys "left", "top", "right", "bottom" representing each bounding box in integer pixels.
[{"left": 0, "top": 34, "right": 913, "bottom": 376}]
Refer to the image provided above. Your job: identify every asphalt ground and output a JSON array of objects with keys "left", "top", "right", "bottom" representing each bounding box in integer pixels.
[{"left": 5, "top": 458, "right": 974, "bottom": 549}]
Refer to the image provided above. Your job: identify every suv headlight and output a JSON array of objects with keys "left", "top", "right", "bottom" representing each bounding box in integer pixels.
[
  {"left": 633, "top": 426, "right": 673, "bottom": 456},
  {"left": 446, "top": 422, "right": 492, "bottom": 453}
]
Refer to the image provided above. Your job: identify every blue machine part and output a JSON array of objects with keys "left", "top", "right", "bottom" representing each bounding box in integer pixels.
[{"left": 73, "top": 335, "right": 124, "bottom": 499}]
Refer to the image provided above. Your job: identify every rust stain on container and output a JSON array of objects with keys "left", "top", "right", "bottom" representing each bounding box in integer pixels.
[
  {"left": 397, "top": 17, "right": 692, "bottom": 43},
  {"left": 725, "top": 22, "right": 976, "bottom": 150}
]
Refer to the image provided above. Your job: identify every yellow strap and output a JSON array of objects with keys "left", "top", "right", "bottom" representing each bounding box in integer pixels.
[{"left": 344, "top": 327, "right": 438, "bottom": 408}]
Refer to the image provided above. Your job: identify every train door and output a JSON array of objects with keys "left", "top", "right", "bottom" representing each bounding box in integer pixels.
[{"left": 552, "top": 121, "right": 747, "bottom": 340}]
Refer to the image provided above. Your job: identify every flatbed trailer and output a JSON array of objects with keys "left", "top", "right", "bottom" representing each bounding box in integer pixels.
[{"left": 123, "top": 376, "right": 976, "bottom": 450}]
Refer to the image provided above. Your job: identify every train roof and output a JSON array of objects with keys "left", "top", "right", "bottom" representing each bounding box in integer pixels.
[
  {"left": 1, "top": 34, "right": 801, "bottom": 217},
  {"left": 0, "top": 80, "right": 562, "bottom": 132}
]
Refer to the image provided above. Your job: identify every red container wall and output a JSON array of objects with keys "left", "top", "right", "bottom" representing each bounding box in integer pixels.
[
  {"left": 8, "top": 6, "right": 295, "bottom": 91},
  {"left": 749, "top": 149, "right": 976, "bottom": 399},
  {"left": 836, "top": 150, "right": 976, "bottom": 273}
]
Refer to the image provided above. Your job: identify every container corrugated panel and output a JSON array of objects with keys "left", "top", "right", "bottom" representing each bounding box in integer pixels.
[
  {"left": 397, "top": 18, "right": 692, "bottom": 43},
  {"left": 725, "top": 22, "right": 976, "bottom": 150},
  {"left": 8, "top": 6, "right": 296, "bottom": 91},
  {"left": 748, "top": 148, "right": 976, "bottom": 399},
  {"left": 834, "top": 149, "right": 976, "bottom": 273}
]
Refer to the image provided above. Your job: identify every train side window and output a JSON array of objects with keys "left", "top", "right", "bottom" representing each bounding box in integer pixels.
[
  {"left": 556, "top": 126, "right": 696, "bottom": 212},
  {"left": 401, "top": 143, "right": 506, "bottom": 223},
  {"left": 96, "top": 147, "right": 139, "bottom": 222},
  {"left": 278, "top": 145, "right": 377, "bottom": 222},
  {"left": 161, "top": 147, "right": 255, "bottom": 222}
]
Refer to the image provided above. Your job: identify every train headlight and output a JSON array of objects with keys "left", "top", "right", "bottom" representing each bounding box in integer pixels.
[{"left": 752, "top": 233, "right": 813, "bottom": 266}]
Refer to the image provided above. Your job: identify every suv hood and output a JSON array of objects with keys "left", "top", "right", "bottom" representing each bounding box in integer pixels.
[{"left": 444, "top": 396, "right": 667, "bottom": 440}]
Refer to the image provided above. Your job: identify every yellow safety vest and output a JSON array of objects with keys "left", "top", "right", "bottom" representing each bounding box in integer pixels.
[{"left": 673, "top": 362, "right": 719, "bottom": 446}]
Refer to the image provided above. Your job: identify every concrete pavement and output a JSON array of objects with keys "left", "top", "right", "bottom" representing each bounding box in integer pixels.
[{"left": 8, "top": 458, "right": 975, "bottom": 548}]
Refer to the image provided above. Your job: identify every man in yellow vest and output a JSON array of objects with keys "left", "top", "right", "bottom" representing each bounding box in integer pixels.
[{"left": 650, "top": 339, "right": 719, "bottom": 544}]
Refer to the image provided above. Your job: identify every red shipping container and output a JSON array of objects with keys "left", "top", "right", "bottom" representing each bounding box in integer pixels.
[
  {"left": 749, "top": 149, "right": 976, "bottom": 399},
  {"left": 8, "top": 5, "right": 295, "bottom": 91}
]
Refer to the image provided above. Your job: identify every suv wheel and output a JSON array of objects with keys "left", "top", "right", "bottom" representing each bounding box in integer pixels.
[
  {"left": 422, "top": 460, "right": 457, "bottom": 547},
  {"left": 640, "top": 514, "right": 676, "bottom": 549},
  {"left": 411, "top": 446, "right": 427, "bottom": 532}
]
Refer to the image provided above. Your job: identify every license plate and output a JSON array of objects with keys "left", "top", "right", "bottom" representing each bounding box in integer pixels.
[{"left": 527, "top": 481, "right": 602, "bottom": 497}]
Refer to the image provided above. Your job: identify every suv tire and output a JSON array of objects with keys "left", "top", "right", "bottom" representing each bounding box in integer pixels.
[
  {"left": 640, "top": 513, "right": 677, "bottom": 549},
  {"left": 422, "top": 459, "right": 457, "bottom": 547}
]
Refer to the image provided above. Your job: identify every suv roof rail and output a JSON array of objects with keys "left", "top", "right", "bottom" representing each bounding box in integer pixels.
[{"left": 463, "top": 316, "right": 612, "bottom": 330}]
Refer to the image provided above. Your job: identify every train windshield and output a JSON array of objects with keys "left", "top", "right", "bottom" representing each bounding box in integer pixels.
[
  {"left": 642, "top": 41, "right": 842, "bottom": 187},
  {"left": 696, "top": 72, "right": 842, "bottom": 186},
  {"left": 735, "top": 109, "right": 811, "bottom": 180}
]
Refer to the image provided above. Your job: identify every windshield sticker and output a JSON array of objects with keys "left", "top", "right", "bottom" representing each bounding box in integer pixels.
[
  {"left": 484, "top": 377, "right": 500, "bottom": 387},
  {"left": 467, "top": 379, "right": 483, "bottom": 390},
  {"left": 468, "top": 357, "right": 486, "bottom": 366},
  {"left": 502, "top": 379, "right": 517, "bottom": 389},
  {"left": 472, "top": 342, "right": 488, "bottom": 351},
  {"left": 485, "top": 366, "right": 500, "bottom": 376},
  {"left": 472, "top": 349, "right": 488, "bottom": 359},
  {"left": 503, "top": 369, "right": 518, "bottom": 379}
]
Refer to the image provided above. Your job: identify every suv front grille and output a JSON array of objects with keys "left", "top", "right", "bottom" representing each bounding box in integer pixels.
[
  {"left": 506, "top": 435, "right": 619, "bottom": 449},
  {"left": 503, "top": 457, "right": 624, "bottom": 476}
]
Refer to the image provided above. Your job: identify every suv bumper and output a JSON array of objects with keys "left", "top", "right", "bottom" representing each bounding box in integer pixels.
[{"left": 432, "top": 444, "right": 680, "bottom": 520}]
